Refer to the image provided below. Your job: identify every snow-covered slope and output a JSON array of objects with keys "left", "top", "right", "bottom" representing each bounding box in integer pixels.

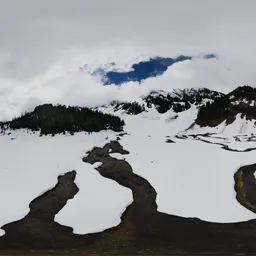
[
  {"left": 98, "top": 103, "right": 256, "bottom": 223},
  {"left": 178, "top": 114, "right": 256, "bottom": 151},
  {"left": 1, "top": 86, "right": 256, "bottom": 238},
  {"left": 0, "top": 130, "right": 132, "bottom": 236},
  {"left": 177, "top": 86, "right": 256, "bottom": 151}
]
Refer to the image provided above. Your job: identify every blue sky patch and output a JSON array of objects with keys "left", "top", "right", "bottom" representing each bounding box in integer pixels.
[{"left": 92, "top": 54, "right": 216, "bottom": 85}]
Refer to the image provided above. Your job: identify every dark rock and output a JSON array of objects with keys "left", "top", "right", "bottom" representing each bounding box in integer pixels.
[
  {"left": 118, "top": 132, "right": 128, "bottom": 137},
  {"left": 104, "top": 88, "right": 223, "bottom": 116},
  {"left": 110, "top": 101, "right": 145, "bottom": 115},
  {"left": 234, "top": 163, "right": 256, "bottom": 214},
  {"left": 144, "top": 88, "right": 223, "bottom": 114},
  {"left": 166, "top": 139, "right": 175, "bottom": 143}
]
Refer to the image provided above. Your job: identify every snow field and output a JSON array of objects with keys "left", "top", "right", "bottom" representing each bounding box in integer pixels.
[
  {"left": 0, "top": 130, "right": 132, "bottom": 236},
  {"left": 1, "top": 106, "right": 256, "bottom": 238},
  {"left": 114, "top": 108, "right": 256, "bottom": 222}
]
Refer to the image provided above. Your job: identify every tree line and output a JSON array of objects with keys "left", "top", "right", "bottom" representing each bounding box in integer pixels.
[{"left": 0, "top": 104, "right": 125, "bottom": 135}]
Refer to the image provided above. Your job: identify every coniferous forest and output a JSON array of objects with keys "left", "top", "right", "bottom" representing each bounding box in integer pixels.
[
  {"left": 196, "top": 86, "right": 256, "bottom": 127},
  {"left": 0, "top": 104, "right": 125, "bottom": 135}
]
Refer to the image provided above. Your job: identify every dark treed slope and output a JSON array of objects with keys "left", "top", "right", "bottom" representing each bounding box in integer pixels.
[
  {"left": 0, "top": 104, "right": 125, "bottom": 135},
  {"left": 196, "top": 86, "right": 256, "bottom": 127}
]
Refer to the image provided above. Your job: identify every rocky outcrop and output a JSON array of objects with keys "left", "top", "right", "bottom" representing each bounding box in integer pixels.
[
  {"left": 83, "top": 140, "right": 157, "bottom": 213},
  {"left": 104, "top": 88, "right": 224, "bottom": 115},
  {"left": 27, "top": 171, "right": 79, "bottom": 220},
  {"left": 234, "top": 164, "right": 256, "bottom": 214}
]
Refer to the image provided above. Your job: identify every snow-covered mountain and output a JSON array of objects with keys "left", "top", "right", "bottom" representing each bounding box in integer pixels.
[
  {"left": 179, "top": 86, "right": 256, "bottom": 151},
  {"left": 100, "top": 87, "right": 223, "bottom": 115},
  {"left": 1, "top": 85, "right": 256, "bottom": 254}
]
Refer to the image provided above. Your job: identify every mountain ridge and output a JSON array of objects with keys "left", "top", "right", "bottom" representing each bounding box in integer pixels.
[
  {"left": 97, "top": 87, "right": 224, "bottom": 116},
  {"left": 2, "top": 85, "right": 256, "bottom": 137}
]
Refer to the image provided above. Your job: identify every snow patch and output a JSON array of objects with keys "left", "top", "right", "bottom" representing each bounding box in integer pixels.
[
  {"left": 0, "top": 229, "right": 5, "bottom": 237},
  {"left": 93, "top": 162, "right": 103, "bottom": 168},
  {"left": 105, "top": 107, "right": 256, "bottom": 223},
  {"left": 164, "top": 114, "right": 178, "bottom": 123},
  {"left": 109, "top": 153, "right": 125, "bottom": 160},
  {"left": 182, "top": 114, "right": 256, "bottom": 151}
]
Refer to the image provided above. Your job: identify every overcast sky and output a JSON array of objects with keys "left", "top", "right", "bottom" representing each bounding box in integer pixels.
[{"left": 0, "top": 0, "right": 256, "bottom": 120}]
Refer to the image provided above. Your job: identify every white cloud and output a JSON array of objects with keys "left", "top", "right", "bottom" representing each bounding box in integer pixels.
[{"left": 0, "top": 56, "right": 242, "bottom": 121}]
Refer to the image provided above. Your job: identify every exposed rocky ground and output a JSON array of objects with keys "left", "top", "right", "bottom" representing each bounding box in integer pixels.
[
  {"left": 2, "top": 140, "right": 256, "bottom": 255},
  {"left": 234, "top": 163, "right": 256, "bottom": 214}
]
